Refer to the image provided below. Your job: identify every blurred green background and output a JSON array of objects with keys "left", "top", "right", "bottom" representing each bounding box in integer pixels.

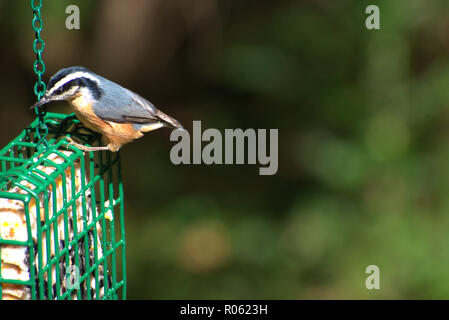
[{"left": 2, "top": 0, "right": 449, "bottom": 299}]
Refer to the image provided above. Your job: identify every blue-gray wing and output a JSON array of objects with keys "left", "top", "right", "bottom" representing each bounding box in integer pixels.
[
  {"left": 92, "top": 77, "right": 159, "bottom": 123},
  {"left": 91, "top": 76, "right": 182, "bottom": 128}
]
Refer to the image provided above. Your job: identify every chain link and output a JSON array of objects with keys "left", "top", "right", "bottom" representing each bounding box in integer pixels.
[{"left": 31, "top": 0, "right": 48, "bottom": 149}]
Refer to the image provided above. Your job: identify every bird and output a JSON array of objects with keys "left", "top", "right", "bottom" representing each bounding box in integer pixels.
[{"left": 31, "top": 66, "right": 183, "bottom": 152}]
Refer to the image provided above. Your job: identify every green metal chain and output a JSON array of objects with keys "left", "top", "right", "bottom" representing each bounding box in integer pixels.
[{"left": 31, "top": 0, "right": 48, "bottom": 149}]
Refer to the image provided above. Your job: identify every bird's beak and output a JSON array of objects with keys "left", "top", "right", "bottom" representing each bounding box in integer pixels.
[{"left": 30, "top": 94, "right": 51, "bottom": 110}]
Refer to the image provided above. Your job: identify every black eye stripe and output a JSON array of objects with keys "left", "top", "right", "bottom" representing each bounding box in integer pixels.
[
  {"left": 61, "top": 78, "right": 80, "bottom": 93},
  {"left": 52, "top": 77, "right": 103, "bottom": 99},
  {"left": 82, "top": 78, "right": 103, "bottom": 99}
]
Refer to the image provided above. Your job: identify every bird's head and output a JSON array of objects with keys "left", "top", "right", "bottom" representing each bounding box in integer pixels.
[{"left": 31, "top": 66, "right": 103, "bottom": 110}]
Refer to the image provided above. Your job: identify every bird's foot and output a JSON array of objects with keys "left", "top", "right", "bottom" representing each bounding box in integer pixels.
[{"left": 64, "top": 136, "right": 110, "bottom": 152}]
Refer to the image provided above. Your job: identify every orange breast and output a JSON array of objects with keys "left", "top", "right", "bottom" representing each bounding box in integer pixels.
[
  {"left": 103, "top": 121, "right": 143, "bottom": 148},
  {"left": 70, "top": 95, "right": 106, "bottom": 133},
  {"left": 69, "top": 96, "right": 143, "bottom": 150}
]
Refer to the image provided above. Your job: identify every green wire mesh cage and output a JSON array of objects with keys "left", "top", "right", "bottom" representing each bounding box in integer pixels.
[{"left": 0, "top": 113, "right": 126, "bottom": 299}]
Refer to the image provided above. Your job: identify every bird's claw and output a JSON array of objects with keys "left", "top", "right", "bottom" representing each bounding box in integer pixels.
[{"left": 63, "top": 136, "right": 84, "bottom": 153}]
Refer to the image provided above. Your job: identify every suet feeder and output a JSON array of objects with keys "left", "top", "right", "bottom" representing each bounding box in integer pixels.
[
  {"left": 0, "top": 114, "right": 126, "bottom": 300},
  {"left": 0, "top": 1, "right": 126, "bottom": 300}
]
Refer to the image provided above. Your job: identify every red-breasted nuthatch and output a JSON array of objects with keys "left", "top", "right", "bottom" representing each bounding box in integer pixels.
[{"left": 31, "top": 66, "right": 183, "bottom": 152}]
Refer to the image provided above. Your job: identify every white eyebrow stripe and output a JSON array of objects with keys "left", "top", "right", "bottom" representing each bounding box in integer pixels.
[{"left": 49, "top": 71, "right": 99, "bottom": 94}]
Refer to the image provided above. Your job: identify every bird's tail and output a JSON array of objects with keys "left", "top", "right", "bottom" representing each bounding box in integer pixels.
[{"left": 155, "top": 109, "right": 183, "bottom": 129}]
